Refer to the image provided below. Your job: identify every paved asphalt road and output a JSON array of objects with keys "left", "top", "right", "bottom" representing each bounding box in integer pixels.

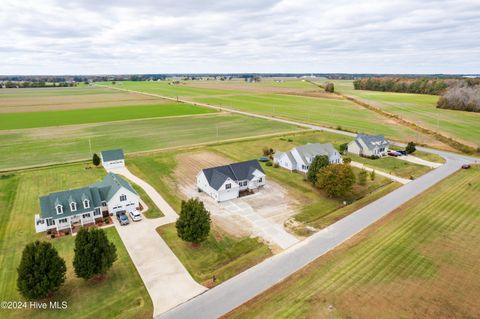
[{"left": 101, "top": 85, "right": 478, "bottom": 319}]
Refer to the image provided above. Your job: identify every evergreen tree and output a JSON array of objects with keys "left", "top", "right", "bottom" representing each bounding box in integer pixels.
[
  {"left": 73, "top": 228, "right": 117, "bottom": 280},
  {"left": 17, "top": 241, "right": 66, "bottom": 300},
  {"left": 370, "top": 170, "right": 376, "bottom": 181},
  {"left": 92, "top": 153, "right": 101, "bottom": 166},
  {"left": 406, "top": 142, "right": 416, "bottom": 154},
  {"left": 307, "top": 155, "right": 330, "bottom": 185},
  {"left": 176, "top": 198, "right": 211, "bottom": 244}
]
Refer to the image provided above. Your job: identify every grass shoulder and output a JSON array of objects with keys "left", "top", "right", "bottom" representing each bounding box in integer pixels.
[
  {"left": 130, "top": 183, "right": 164, "bottom": 218},
  {"left": 157, "top": 223, "right": 272, "bottom": 286}
]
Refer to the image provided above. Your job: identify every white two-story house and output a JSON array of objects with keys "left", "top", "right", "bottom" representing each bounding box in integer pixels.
[
  {"left": 273, "top": 143, "right": 342, "bottom": 173},
  {"left": 197, "top": 160, "right": 266, "bottom": 202},
  {"left": 35, "top": 173, "right": 139, "bottom": 233}
]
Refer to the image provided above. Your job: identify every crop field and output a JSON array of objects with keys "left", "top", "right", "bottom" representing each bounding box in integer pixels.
[
  {"left": 226, "top": 166, "right": 480, "bottom": 319},
  {"left": 98, "top": 81, "right": 245, "bottom": 98},
  {"left": 325, "top": 80, "right": 480, "bottom": 148},
  {"left": 0, "top": 86, "right": 168, "bottom": 113},
  {"left": 0, "top": 103, "right": 214, "bottom": 130},
  {"left": 193, "top": 93, "right": 434, "bottom": 141},
  {"left": 0, "top": 113, "right": 301, "bottom": 171},
  {"left": 105, "top": 81, "right": 443, "bottom": 148},
  {"left": 0, "top": 165, "right": 152, "bottom": 319}
]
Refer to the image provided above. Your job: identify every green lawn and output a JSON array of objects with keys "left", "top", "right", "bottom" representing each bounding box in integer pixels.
[
  {"left": 131, "top": 184, "right": 164, "bottom": 219},
  {"left": 157, "top": 224, "right": 272, "bottom": 286},
  {"left": 0, "top": 86, "right": 118, "bottom": 98},
  {"left": 327, "top": 80, "right": 480, "bottom": 149},
  {"left": 0, "top": 165, "right": 152, "bottom": 319},
  {"left": 0, "top": 113, "right": 301, "bottom": 171},
  {"left": 347, "top": 154, "right": 432, "bottom": 179},
  {"left": 0, "top": 103, "right": 214, "bottom": 130},
  {"left": 226, "top": 166, "right": 480, "bottom": 319}
]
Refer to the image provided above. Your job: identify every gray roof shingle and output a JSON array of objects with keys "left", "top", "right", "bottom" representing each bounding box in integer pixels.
[
  {"left": 356, "top": 134, "right": 390, "bottom": 150},
  {"left": 101, "top": 149, "right": 124, "bottom": 162},
  {"left": 202, "top": 160, "right": 264, "bottom": 191}
]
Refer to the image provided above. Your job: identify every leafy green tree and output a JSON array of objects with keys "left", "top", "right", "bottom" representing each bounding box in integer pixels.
[
  {"left": 92, "top": 153, "right": 101, "bottom": 166},
  {"left": 17, "top": 241, "right": 66, "bottom": 300},
  {"left": 358, "top": 169, "right": 368, "bottom": 185},
  {"left": 317, "top": 164, "right": 356, "bottom": 197},
  {"left": 307, "top": 155, "right": 330, "bottom": 185},
  {"left": 176, "top": 198, "right": 211, "bottom": 244},
  {"left": 73, "top": 228, "right": 117, "bottom": 280},
  {"left": 370, "top": 170, "right": 376, "bottom": 181},
  {"left": 325, "top": 82, "right": 335, "bottom": 93},
  {"left": 343, "top": 157, "right": 352, "bottom": 164},
  {"left": 339, "top": 143, "right": 348, "bottom": 154},
  {"left": 406, "top": 142, "right": 416, "bottom": 154}
]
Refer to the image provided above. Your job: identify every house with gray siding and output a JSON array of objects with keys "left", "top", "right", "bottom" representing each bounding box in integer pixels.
[
  {"left": 347, "top": 133, "right": 390, "bottom": 157},
  {"left": 273, "top": 143, "right": 342, "bottom": 173}
]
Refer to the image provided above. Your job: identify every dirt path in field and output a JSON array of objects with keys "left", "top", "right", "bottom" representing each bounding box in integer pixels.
[{"left": 174, "top": 151, "right": 301, "bottom": 243}]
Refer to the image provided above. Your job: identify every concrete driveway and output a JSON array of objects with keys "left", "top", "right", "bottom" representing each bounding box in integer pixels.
[
  {"left": 108, "top": 167, "right": 207, "bottom": 316},
  {"left": 350, "top": 161, "right": 411, "bottom": 184},
  {"left": 397, "top": 154, "right": 443, "bottom": 168}
]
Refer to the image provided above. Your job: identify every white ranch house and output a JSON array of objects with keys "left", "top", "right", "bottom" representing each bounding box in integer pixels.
[
  {"left": 273, "top": 143, "right": 342, "bottom": 173},
  {"left": 35, "top": 173, "right": 139, "bottom": 233},
  {"left": 101, "top": 149, "right": 125, "bottom": 169},
  {"left": 348, "top": 133, "right": 390, "bottom": 157},
  {"left": 197, "top": 160, "right": 266, "bottom": 202}
]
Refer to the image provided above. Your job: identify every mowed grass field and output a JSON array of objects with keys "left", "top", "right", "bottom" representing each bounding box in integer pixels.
[
  {"left": 0, "top": 165, "right": 152, "bottom": 319},
  {"left": 0, "top": 103, "right": 214, "bottom": 130},
  {"left": 226, "top": 166, "right": 480, "bottom": 319},
  {"left": 111, "top": 81, "right": 438, "bottom": 145},
  {"left": 0, "top": 113, "right": 301, "bottom": 171},
  {"left": 327, "top": 80, "right": 480, "bottom": 148}
]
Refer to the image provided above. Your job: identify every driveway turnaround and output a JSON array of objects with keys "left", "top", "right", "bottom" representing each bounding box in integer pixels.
[
  {"left": 157, "top": 155, "right": 471, "bottom": 319},
  {"left": 222, "top": 200, "right": 299, "bottom": 249},
  {"left": 350, "top": 161, "right": 411, "bottom": 184},
  {"left": 397, "top": 154, "right": 443, "bottom": 168},
  {"left": 108, "top": 167, "right": 207, "bottom": 316}
]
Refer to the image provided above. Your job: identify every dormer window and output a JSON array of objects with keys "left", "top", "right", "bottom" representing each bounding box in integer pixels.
[
  {"left": 70, "top": 202, "right": 77, "bottom": 212},
  {"left": 120, "top": 194, "right": 127, "bottom": 202},
  {"left": 83, "top": 199, "right": 90, "bottom": 209},
  {"left": 56, "top": 205, "right": 63, "bottom": 214}
]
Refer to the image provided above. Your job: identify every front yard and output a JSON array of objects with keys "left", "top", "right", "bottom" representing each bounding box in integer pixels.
[{"left": 0, "top": 164, "right": 152, "bottom": 319}]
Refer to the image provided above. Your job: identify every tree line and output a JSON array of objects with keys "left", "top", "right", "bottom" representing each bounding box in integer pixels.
[
  {"left": 0, "top": 81, "right": 76, "bottom": 88},
  {"left": 353, "top": 77, "right": 448, "bottom": 95},
  {"left": 353, "top": 77, "right": 480, "bottom": 113}
]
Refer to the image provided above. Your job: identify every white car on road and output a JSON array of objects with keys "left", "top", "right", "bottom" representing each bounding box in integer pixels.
[{"left": 129, "top": 210, "right": 143, "bottom": 222}]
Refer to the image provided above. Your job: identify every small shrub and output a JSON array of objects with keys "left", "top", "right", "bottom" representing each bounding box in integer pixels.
[
  {"left": 64, "top": 231, "right": 70, "bottom": 236},
  {"left": 266, "top": 161, "right": 273, "bottom": 166},
  {"left": 336, "top": 125, "right": 343, "bottom": 131},
  {"left": 343, "top": 157, "right": 352, "bottom": 164},
  {"left": 273, "top": 162, "right": 279, "bottom": 168},
  {"left": 51, "top": 234, "right": 55, "bottom": 239},
  {"left": 287, "top": 138, "right": 293, "bottom": 142}
]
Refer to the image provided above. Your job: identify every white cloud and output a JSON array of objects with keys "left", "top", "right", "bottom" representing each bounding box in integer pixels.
[{"left": 0, "top": 0, "right": 479, "bottom": 74}]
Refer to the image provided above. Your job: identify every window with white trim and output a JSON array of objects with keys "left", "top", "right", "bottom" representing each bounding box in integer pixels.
[
  {"left": 58, "top": 218, "right": 68, "bottom": 223},
  {"left": 226, "top": 183, "right": 231, "bottom": 189},
  {"left": 82, "top": 213, "right": 91, "bottom": 218},
  {"left": 94, "top": 208, "right": 101, "bottom": 216},
  {"left": 83, "top": 199, "right": 90, "bottom": 209},
  {"left": 120, "top": 194, "right": 127, "bottom": 202},
  {"left": 70, "top": 202, "right": 77, "bottom": 212},
  {"left": 56, "top": 205, "right": 63, "bottom": 215},
  {"left": 258, "top": 177, "right": 263, "bottom": 183}
]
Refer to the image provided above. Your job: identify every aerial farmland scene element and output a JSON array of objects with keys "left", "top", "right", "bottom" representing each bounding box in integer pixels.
[{"left": 1, "top": 1, "right": 479, "bottom": 319}]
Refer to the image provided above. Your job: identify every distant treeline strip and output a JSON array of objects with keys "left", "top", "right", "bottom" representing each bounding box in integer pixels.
[
  {"left": 354, "top": 77, "right": 480, "bottom": 113},
  {"left": 0, "top": 81, "right": 76, "bottom": 88}
]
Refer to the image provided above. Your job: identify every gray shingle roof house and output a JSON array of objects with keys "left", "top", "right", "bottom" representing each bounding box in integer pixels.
[
  {"left": 100, "top": 149, "right": 125, "bottom": 169},
  {"left": 347, "top": 133, "right": 390, "bottom": 157},
  {"left": 273, "top": 143, "right": 342, "bottom": 173},
  {"left": 35, "top": 172, "right": 139, "bottom": 233},
  {"left": 197, "top": 160, "right": 266, "bottom": 202}
]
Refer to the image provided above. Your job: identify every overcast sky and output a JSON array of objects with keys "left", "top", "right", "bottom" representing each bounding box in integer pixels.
[{"left": 1, "top": 0, "right": 479, "bottom": 75}]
